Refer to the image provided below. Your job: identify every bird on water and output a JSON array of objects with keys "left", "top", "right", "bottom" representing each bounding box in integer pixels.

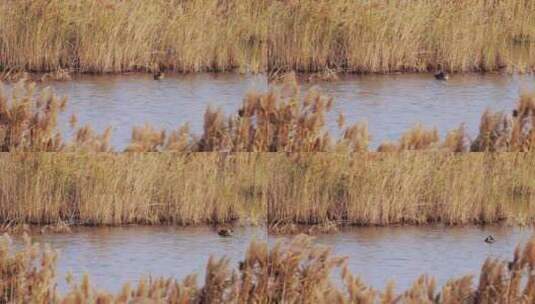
[
  {"left": 434, "top": 70, "right": 449, "bottom": 80},
  {"left": 484, "top": 235, "right": 496, "bottom": 244},
  {"left": 153, "top": 71, "right": 164, "bottom": 80},
  {"left": 217, "top": 227, "right": 233, "bottom": 237}
]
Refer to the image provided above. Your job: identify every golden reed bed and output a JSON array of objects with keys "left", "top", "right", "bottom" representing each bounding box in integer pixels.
[
  {"left": 0, "top": 153, "right": 534, "bottom": 228},
  {"left": 2, "top": 233, "right": 535, "bottom": 303},
  {"left": 1, "top": 0, "right": 535, "bottom": 75}
]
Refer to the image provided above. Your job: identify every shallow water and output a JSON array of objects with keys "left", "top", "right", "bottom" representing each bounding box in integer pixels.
[
  {"left": 273, "top": 225, "right": 534, "bottom": 292},
  {"left": 303, "top": 73, "right": 535, "bottom": 148},
  {"left": 10, "top": 225, "right": 534, "bottom": 294},
  {"left": 4, "top": 72, "right": 535, "bottom": 149},
  {"left": 11, "top": 226, "right": 266, "bottom": 293},
  {"left": 36, "top": 73, "right": 267, "bottom": 150}
]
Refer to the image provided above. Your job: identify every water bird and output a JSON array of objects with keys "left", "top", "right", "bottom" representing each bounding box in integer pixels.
[
  {"left": 434, "top": 70, "right": 449, "bottom": 80},
  {"left": 153, "top": 71, "right": 164, "bottom": 80},
  {"left": 484, "top": 235, "right": 496, "bottom": 244},
  {"left": 217, "top": 228, "right": 233, "bottom": 237}
]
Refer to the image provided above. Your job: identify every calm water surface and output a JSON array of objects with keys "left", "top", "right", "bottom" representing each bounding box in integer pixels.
[
  {"left": 10, "top": 225, "right": 534, "bottom": 293},
  {"left": 303, "top": 73, "right": 535, "bottom": 148},
  {"left": 38, "top": 73, "right": 266, "bottom": 150},
  {"left": 273, "top": 225, "right": 534, "bottom": 292},
  {"left": 12, "top": 226, "right": 266, "bottom": 293},
  {"left": 4, "top": 72, "right": 535, "bottom": 148}
]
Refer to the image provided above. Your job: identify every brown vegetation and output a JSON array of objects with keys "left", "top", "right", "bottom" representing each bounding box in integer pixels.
[
  {"left": 0, "top": 153, "right": 265, "bottom": 226},
  {"left": 0, "top": 153, "right": 534, "bottom": 227},
  {"left": 3, "top": 233, "right": 535, "bottom": 303},
  {"left": 0, "top": 0, "right": 267, "bottom": 74},
  {"left": 2, "top": 1, "right": 535, "bottom": 75},
  {"left": 268, "top": 0, "right": 535, "bottom": 73},
  {"left": 3, "top": 74, "right": 535, "bottom": 152}
]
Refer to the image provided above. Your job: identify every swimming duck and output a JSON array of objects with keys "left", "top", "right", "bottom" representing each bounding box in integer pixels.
[
  {"left": 484, "top": 235, "right": 496, "bottom": 244},
  {"left": 434, "top": 70, "right": 449, "bottom": 81},
  {"left": 217, "top": 228, "right": 233, "bottom": 237},
  {"left": 153, "top": 71, "right": 164, "bottom": 80}
]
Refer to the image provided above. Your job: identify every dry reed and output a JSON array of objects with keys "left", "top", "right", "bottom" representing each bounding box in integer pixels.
[
  {"left": 0, "top": 153, "right": 534, "bottom": 227},
  {"left": 3, "top": 1, "right": 535, "bottom": 74},
  {"left": 125, "top": 73, "right": 535, "bottom": 152},
  {"left": 0, "top": 153, "right": 265, "bottom": 226},
  {"left": 0, "top": 0, "right": 268, "bottom": 74},
  {"left": 266, "top": 153, "right": 535, "bottom": 227},
  {"left": 3, "top": 233, "right": 535, "bottom": 303},
  {"left": 268, "top": 0, "right": 535, "bottom": 73},
  {"left": 2, "top": 75, "right": 535, "bottom": 152}
]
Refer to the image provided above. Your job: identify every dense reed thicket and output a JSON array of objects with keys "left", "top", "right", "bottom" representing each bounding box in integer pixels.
[
  {"left": 2, "top": 0, "right": 535, "bottom": 74},
  {"left": 3, "top": 233, "right": 535, "bottom": 303},
  {"left": 265, "top": 153, "right": 535, "bottom": 227},
  {"left": 0, "top": 0, "right": 267, "bottom": 74},
  {"left": 0, "top": 153, "right": 534, "bottom": 227},
  {"left": 268, "top": 0, "right": 535, "bottom": 73},
  {"left": 0, "top": 153, "right": 265, "bottom": 226},
  {"left": 2, "top": 75, "right": 535, "bottom": 152}
]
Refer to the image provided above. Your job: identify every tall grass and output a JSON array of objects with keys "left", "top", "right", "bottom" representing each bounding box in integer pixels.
[
  {"left": 265, "top": 153, "right": 535, "bottom": 227},
  {"left": 0, "top": 153, "right": 265, "bottom": 226},
  {"left": 268, "top": 0, "right": 535, "bottom": 73},
  {"left": 0, "top": 0, "right": 268, "bottom": 74},
  {"left": 3, "top": 233, "right": 535, "bottom": 303},
  {"left": 2, "top": 1, "right": 535, "bottom": 74},
  {"left": 0, "top": 153, "right": 534, "bottom": 227}
]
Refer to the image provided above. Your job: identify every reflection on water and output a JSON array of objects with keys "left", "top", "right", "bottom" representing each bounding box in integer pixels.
[
  {"left": 11, "top": 226, "right": 266, "bottom": 292},
  {"left": 272, "top": 225, "right": 534, "bottom": 292}
]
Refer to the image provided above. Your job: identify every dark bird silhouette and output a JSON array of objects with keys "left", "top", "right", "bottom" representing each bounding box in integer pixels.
[
  {"left": 512, "top": 109, "right": 519, "bottom": 118},
  {"left": 217, "top": 228, "right": 233, "bottom": 237},
  {"left": 434, "top": 70, "right": 449, "bottom": 80},
  {"left": 153, "top": 71, "right": 164, "bottom": 80},
  {"left": 484, "top": 235, "right": 496, "bottom": 244}
]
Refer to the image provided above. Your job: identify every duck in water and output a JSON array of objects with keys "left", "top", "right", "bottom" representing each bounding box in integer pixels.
[
  {"left": 434, "top": 70, "right": 449, "bottom": 80},
  {"left": 217, "top": 227, "right": 233, "bottom": 237},
  {"left": 153, "top": 71, "right": 164, "bottom": 80},
  {"left": 484, "top": 235, "right": 496, "bottom": 244}
]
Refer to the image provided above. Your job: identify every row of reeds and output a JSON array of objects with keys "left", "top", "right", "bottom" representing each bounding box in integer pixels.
[
  {"left": 0, "top": 153, "right": 265, "bottom": 226},
  {"left": 266, "top": 153, "right": 535, "bottom": 227},
  {"left": 2, "top": 75, "right": 534, "bottom": 152},
  {"left": 0, "top": 0, "right": 268, "bottom": 74},
  {"left": 3, "top": 233, "right": 535, "bottom": 303},
  {"left": 268, "top": 0, "right": 535, "bottom": 73},
  {"left": 0, "top": 153, "right": 534, "bottom": 227},
  {"left": 2, "top": 0, "right": 535, "bottom": 74}
]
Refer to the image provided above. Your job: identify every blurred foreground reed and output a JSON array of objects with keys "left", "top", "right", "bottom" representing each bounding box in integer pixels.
[
  {"left": 3, "top": 233, "right": 535, "bottom": 303},
  {"left": 1, "top": 74, "right": 534, "bottom": 152}
]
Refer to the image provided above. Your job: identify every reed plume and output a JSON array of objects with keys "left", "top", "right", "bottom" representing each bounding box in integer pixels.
[{"left": 4, "top": 233, "right": 535, "bottom": 303}]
